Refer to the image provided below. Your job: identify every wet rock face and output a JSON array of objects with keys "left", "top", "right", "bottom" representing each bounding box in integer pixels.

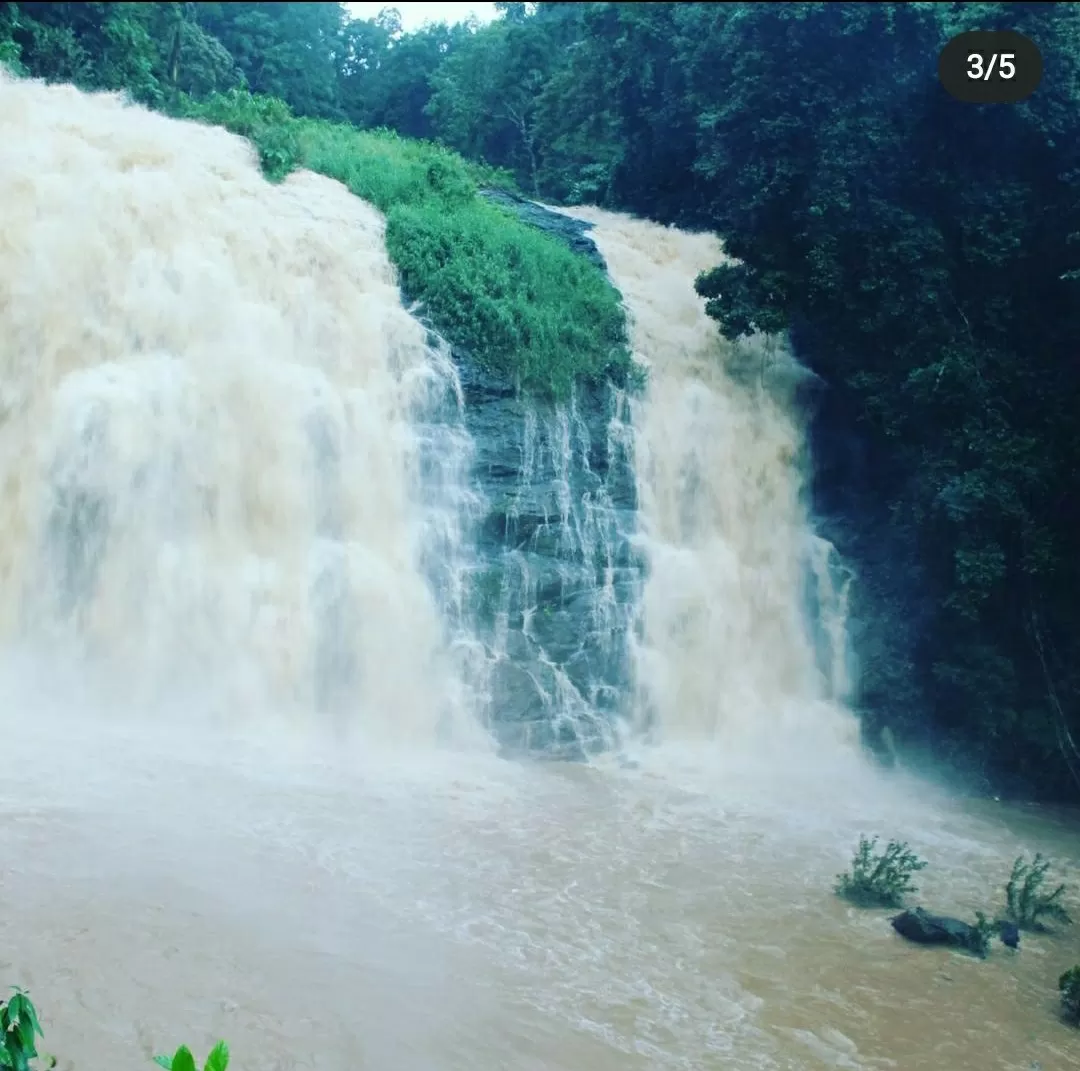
[
  {"left": 403, "top": 194, "right": 641, "bottom": 761},
  {"left": 890, "top": 907, "right": 1006, "bottom": 957},
  {"left": 454, "top": 350, "right": 643, "bottom": 759},
  {"left": 477, "top": 189, "right": 607, "bottom": 271},
  {"left": 429, "top": 198, "right": 644, "bottom": 760}
]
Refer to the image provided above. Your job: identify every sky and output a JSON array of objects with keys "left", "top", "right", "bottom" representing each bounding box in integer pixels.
[{"left": 343, "top": 3, "right": 499, "bottom": 32}]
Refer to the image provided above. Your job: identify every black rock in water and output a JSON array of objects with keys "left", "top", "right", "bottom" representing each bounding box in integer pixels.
[
  {"left": 891, "top": 907, "right": 986, "bottom": 955},
  {"left": 998, "top": 919, "right": 1020, "bottom": 949}
]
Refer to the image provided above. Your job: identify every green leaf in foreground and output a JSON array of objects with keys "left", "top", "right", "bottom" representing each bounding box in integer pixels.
[
  {"left": 154, "top": 1041, "right": 229, "bottom": 1071},
  {"left": 0, "top": 988, "right": 44, "bottom": 1071},
  {"left": 154, "top": 1045, "right": 195, "bottom": 1071},
  {"left": 205, "top": 1041, "right": 230, "bottom": 1071}
]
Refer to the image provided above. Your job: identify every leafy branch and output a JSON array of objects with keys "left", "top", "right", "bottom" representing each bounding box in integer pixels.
[
  {"left": 835, "top": 835, "right": 928, "bottom": 908},
  {"left": 1003, "top": 854, "right": 1074, "bottom": 932},
  {"left": 0, "top": 989, "right": 46, "bottom": 1071}
]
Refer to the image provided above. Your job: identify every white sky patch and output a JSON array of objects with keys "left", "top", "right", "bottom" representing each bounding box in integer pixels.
[{"left": 343, "top": 2, "right": 499, "bottom": 31}]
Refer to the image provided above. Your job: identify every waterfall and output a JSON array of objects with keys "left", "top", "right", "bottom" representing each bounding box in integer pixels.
[
  {"left": 6, "top": 73, "right": 1080, "bottom": 1071},
  {"left": 0, "top": 71, "right": 857, "bottom": 765},
  {"left": 0, "top": 73, "right": 480, "bottom": 749},
  {"left": 558, "top": 207, "right": 860, "bottom": 760}
]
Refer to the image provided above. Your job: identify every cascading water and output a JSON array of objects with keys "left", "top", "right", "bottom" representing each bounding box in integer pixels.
[
  {"left": 559, "top": 206, "right": 860, "bottom": 761},
  {"left": 3, "top": 75, "right": 1079, "bottom": 1071},
  {"left": 805, "top": 534, "right": 856, "bottom": 705},
  {"left": 0, "top": 70, "right": 856, "bottom": 764},
  {"left": 0, "top": 73, "right": 481, "bottom": 748}
]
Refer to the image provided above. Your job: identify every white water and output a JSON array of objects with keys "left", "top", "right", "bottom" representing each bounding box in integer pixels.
[
  {"left": 0, "top": 72, "right": 481, "bottom": 750},
  {"left": 2, "top": 75, "right": 1079, "bottom": 1071},
  {"left": 560, "top": 207, "right": 859, "bottom": 764}
]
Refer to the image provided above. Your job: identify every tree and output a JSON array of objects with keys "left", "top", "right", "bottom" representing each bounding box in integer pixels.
[
  {"left": 691, "top": 1, "right": 1080, "bottom": 794},
  {"left": 426, "top": 12, "right": 557, "bottom": 194},
  {"left": 339, "top": 14, "right": 473, "bottom": 139},
  {"left": 193, "top": 2, "right": 344, "bottom": 119}
]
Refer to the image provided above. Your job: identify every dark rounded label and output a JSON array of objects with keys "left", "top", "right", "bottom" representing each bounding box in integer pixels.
[{"left": 938, "top": 29, "right": 1043, "bottom": 103}]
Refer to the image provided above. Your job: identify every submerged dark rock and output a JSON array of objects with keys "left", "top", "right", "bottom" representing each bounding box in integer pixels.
[
  {"left": 998, "top": 919, "right": 1020, "bottom": 949},
  {"left": 891, "top": 907, "right": 1005, "bottom": 956},
  {"left": 478, "top": 188, "right": 606, "bottom": 271}
]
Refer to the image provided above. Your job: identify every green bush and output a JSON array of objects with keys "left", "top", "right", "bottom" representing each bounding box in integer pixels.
[
  {"left": 835, "top": 835, "right": 928, "bottom": 908},
  {"left": 1003, "top": 854, "right": 1074, "bottom": 932},
  {"left": 387, "top": 201, "right": 627, "bottom": 395},
  {"left": 178, "top": 93, "right": 630, "bottom": 399}
]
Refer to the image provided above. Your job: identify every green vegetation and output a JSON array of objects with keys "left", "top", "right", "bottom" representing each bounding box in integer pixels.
[
  {"left": 298, "top": 122, "right": 628, "bottom": 395},
  {"left": 967, "top": 911, "right": 996, "bottom": 959},
  {"left": 155, "top": 1041, "right": 229, "bottom": 1071},
  {"left": 835, "top": 835, "right": 928, "bottom": 908},
  {"left": 2, "top": 984, "right": 230, "bottom": 1071},
  {"left": 1060, "top": 965, "right": 1080, "bottom": 1025},
  {"left": 1003, "top": 854, "right": 1074, "bottom": 933},
  {"left": 175, "top": 91, "right": 629, "bottom": 397},
  {"left": 1, "top": 4, "right": 630, "bottom": 399},
  {"left": 0, "top": 989, "right": 45, "bottom": 1071},
  {"left": 175, "top": 90, "right": 302, "bottom": 181},
  {"left": 837, "top": 839, "right": 1078, "bottom": 964}
]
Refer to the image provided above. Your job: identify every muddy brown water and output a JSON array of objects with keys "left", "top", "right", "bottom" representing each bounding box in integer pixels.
[{"left": 2, "top": 716, "right": 1078, "bottom": 1071}]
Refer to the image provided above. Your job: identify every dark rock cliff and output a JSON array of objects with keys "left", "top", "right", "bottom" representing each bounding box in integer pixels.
[
  {"left": 411, "top": 191, "right": 643, "bottom": 759},
  {"left": 454, "top": 348, "right": 641, "bottom": 759},
  {"left": 478, "top": 188, "right": 607, "bottom": 271}
]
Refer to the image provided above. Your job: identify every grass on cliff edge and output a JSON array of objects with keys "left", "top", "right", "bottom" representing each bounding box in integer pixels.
[{"left": 178, "top": 90, "right": 630, "bottom": 400}]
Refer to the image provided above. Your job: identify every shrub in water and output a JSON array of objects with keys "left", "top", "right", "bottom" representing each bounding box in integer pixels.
[
  {"left": 835, "top": 835, "right": 928, "bottom": 908},
  {"left": 1003, "top": 854, "right": 1073, "bottom": 932},
  {"left": 968, "top": 910, "right": 997, "bottom": 958}
]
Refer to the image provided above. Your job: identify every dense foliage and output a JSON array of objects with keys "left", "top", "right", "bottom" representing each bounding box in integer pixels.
[{"left": 3, "top": 0, "right": 1079, "bottom": 797}]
